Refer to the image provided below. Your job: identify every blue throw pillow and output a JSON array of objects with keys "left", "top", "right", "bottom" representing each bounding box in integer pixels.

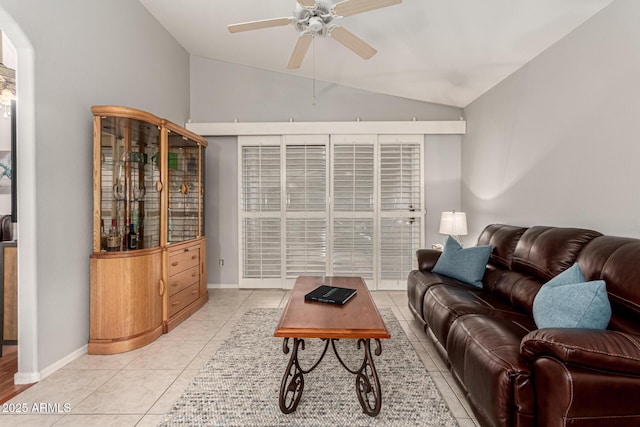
[
  {"left": 533, "top": 262, "right": 611, "bottom": 329},
  {"left": 432, "top": 235, "right": 491, "bottom": 288}
]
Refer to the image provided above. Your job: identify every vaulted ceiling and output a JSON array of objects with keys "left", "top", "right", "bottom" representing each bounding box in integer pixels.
[{"left": 139, "top": 0, "right": 613, "bottom": 107}]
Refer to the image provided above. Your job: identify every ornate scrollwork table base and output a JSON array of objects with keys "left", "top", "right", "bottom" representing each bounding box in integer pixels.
[{"left": 278, "top": 336, "right": 383, "bottom": 417}]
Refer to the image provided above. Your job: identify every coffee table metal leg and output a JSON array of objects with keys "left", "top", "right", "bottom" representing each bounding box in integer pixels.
[
  {"left": 279, "top": 338, "right": 305, "bottom": 413},
  {"left": 331, "top": 338, "right": 383, "bottom": 416},
  {"left": 279, "top": 337, "right": 331, "bottom": 413},
  {"left": 355, "top": 338, "right": 382, "bottom": 416}
]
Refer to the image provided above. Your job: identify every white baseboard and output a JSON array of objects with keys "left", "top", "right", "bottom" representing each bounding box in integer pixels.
[
  {"left": 14, "top": 371, "right": 40, "bottom": 385},
  {"left": 207, "top": 283, "right": 239, "bottom": 289},
  {"left": 35, "top": 344, "right": 88, "bottom": 382}
]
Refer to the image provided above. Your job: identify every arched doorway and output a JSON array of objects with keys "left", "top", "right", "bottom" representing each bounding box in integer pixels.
[{"left": 0, "top": 5, "right": 39, "bottom": 383}]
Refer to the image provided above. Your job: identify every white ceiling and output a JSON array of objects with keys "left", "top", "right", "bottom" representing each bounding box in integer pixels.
[{"left": 139, "top": 0, "right": 613, "bottom": 108}]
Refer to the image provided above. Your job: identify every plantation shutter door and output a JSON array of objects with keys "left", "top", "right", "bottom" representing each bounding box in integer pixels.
[
  {"left": 378, "top": 135, "right": 425, "bottom": 289},
  {"left": 239, "top": 133, "right": 425, "bottom": 290},
  {"left": 239, "top": 136, "right": 283, "bottom": 288},
  {"left": 284, "top": 135, "right": 329, "bottom": 287},
  {"left": 330, "top": 135, "right": 376, "bottom": 286}
]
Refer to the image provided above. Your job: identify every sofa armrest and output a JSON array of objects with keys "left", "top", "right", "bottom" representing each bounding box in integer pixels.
[
  {"left": 520, "top": 328, "right": 640, "bottom": 376},
  {"left": 416, "top": 249, "right": 442, "bottom": 271}
]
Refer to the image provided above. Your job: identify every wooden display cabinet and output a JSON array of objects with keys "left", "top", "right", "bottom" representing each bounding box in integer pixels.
[{"left": 89, "top": 106, "right": 207, "bottom": 354}]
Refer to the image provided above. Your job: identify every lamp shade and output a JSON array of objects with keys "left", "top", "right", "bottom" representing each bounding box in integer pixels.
[{"left": 439, "top": 211, "right": 468, "bottom": 236}]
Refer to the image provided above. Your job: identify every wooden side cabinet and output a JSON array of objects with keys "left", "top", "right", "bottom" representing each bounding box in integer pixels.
[
  {"left": 1, "top": 241, "right": 17, "bottom": 345},
  {"left": 89, "top": 106, "right": 208, "bottom": 354}
]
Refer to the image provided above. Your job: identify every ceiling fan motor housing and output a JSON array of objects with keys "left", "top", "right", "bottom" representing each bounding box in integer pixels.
[{"left": 294, "top": 0, "right": 335, "bottom": 36}]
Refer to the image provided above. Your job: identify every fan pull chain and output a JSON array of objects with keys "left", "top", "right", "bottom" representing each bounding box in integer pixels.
[{"left": 312, "top": 35, "right": 317, "bottom": 106}]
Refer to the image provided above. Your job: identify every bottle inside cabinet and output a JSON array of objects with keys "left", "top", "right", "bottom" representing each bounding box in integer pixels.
[{"left": 98, "top": 115, "right": 161, "bottom": 251}]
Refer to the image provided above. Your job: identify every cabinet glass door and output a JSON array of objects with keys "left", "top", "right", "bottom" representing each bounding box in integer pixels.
[
  {"left": 99, "top": 116, "right": 161, "bottom": 251},
  {"left": 167, "top": 131, "right": 201, "bottom": 243}
]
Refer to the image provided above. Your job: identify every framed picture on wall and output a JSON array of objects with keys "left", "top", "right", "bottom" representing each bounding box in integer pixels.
[{"left": 0, "top": 149, "right": 11, "bottom": 194}]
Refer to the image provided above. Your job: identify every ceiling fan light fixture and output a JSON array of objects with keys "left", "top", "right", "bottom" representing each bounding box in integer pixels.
[{"left": 308, "top": 16, "right": 324, "bottom": 33}]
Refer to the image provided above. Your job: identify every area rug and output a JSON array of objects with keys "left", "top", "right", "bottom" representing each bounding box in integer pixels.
[{"left": 159, "top": 308, "right": 458, "bottom": 426}]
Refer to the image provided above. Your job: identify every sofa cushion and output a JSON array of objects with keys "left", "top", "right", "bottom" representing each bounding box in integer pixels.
[
  {"left": 512, "top": 226, "right": 602, "bottom": 281},
  {"left": 491, "top": 270, "right": 543, "bottom": 315},
  {"left": 533, "top": 263, "right": 611, "bottom": 329},
  {"left": 422, "top": 283, "right": 536, "bottom": 350},
  {"left": 407, "top": 269, "right": 460, "bottom": 322},
  {"left": 446, "top": 315, "right": 535, "bottom": 427},
  {"left": 577, "top": 236, "right": 640, "bottom": 334},
  {"left": 432, "top": 236, "right": 491, "bottom": 288},
  {"left": 477, "top": 224, "right": 528, "bottom": 270}
]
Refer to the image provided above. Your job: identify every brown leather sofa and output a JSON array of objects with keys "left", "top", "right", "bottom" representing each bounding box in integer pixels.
[{"left": 407, "top": 224, "right": 640, "bottom": 427}]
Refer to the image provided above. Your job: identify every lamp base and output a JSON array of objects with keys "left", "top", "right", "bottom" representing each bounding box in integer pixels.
[{"left": 453, "top": 235, "right": 464, "bottom": 247}]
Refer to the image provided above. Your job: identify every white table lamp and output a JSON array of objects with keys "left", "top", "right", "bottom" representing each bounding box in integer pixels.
[{"left": 439, "top": 211, "right": 468, "bottom": 245}]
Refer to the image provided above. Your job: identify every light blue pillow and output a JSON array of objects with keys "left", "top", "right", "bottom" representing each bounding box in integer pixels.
[
  {"left": 432, "top": 236, "right": 491, "bottom": 288},
  {"left": 533, "top": 263, "right": 611, "bottom": 329}
]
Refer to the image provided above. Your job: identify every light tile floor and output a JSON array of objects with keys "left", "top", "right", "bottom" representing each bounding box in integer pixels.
[{"left": 1, "top": 289, "right": 479, "bottom": 426}]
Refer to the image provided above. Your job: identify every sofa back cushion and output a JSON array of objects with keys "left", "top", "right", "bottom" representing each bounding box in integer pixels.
[
  {"left": 477, "top": 224, "right": 528, "bottom": 270},
  {"left": 491, "top": 271, "right": 543, "bottom": 314},
  {"left": 512, "top": 226, "right": 602, "bottom": 281},
  {"left": 577, "top": 236, "right": 640, "bottom": 334}
]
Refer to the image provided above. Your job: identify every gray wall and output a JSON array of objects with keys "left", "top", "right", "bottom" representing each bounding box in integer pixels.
[
  {"left": 192, "top": 56, "right": 463, "bottom": 284},
  {"left": 462, "top": 0, "right": 640, "bottom": 243},
  {"left": 425, "top": 135, "right": 463, "bottom": 247},
  {"left": 0, "top": 0, "right": 190, "bottom": 370},
  {"left": 205, "top": 136, "right": 238, "bottom": 285},
  {"left": 190, "top": 56, "right": 462, "bottom": 123}
]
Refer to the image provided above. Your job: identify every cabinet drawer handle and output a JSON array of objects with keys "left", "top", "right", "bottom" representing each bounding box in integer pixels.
[
  {"left": 171, "top": 301, "right": 180, "bottom": 307},
  {"left": 159, "top": 279, "right": 165, "bottom": 296},
  {"left": 171, "top": 281, "right": 179, "bottom": 288},
  {"left": 192, "top": 272, "right": 197, "bottom": 277},
  {"left": 184, "top": 248, "right": 190, "bottom": 252},
  {"left": 191, "top": 255, "right": 197, "bottom": 260},
  {"left": 191, "top": 290, "right": 198, "bottom": 295},
  {"left": 172, "top": 261, "right": 179, "bottom": 267}
]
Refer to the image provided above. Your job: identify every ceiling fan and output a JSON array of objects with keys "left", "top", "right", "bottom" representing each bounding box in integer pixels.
[{"left": 228, "top": 0, "right": 402, "bottom": 69}]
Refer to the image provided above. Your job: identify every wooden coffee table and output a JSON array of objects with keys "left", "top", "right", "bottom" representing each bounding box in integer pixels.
[{"left": 274, "top": 276, "right": 390, "bottom": 416}]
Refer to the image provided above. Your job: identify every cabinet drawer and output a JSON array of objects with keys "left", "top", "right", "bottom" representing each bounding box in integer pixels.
[
  {"left": 168, "top": 245, "right": 200, "bottom": 275},
  {"left": 168, "top": 265, "right": 199, "bottom": 297},
  {"left": 168, "top": 282, "right": 200, "bottom": 318}
]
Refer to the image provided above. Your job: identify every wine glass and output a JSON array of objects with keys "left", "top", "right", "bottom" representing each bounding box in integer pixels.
[
  {"left": 133, "top": 185, "right": 146, "bottom": 201},
  {"left": 113, "top": 181, "right": 125, "bottom": 200}
]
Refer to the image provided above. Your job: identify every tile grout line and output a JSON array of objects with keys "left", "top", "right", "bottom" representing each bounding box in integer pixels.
[{"left": 138, "top": 288, "right": 257, "bottom": 423}]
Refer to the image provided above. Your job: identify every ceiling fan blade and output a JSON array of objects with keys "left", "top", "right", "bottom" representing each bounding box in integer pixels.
[
  {"left": 297, "top": 0, "right": 316, "bottom": 6},
  {"left": 287, "top": 33, "right": 313, "bottom": 69},
  {"left": 329, "top": 26, "right": 377, "bottom": 59},
  {"left": 333, "top": 0, "right": 402, "bottom": 17},
  {"left": 228, "top": 17, "right": 293, "bottom": 33}
]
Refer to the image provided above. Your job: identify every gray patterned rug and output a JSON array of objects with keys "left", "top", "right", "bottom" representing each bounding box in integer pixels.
[{"left": 159, "top": 308, "right": 458, "bottom": 426}]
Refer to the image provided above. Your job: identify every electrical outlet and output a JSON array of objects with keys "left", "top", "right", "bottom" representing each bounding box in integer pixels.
[{"left": 219, "top": 259, "right": 224, "bottom": 267}]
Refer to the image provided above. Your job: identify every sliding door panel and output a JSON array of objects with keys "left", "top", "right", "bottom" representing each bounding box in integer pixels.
[
  {"left": 378, "top": 135, "right": 425, "bottom": 290},
  {"left": 239, "top": 136, "right": 283, "bottom": 288},
  {"left": 331, "top": 135, "right": 376, "bottom": 287}
]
